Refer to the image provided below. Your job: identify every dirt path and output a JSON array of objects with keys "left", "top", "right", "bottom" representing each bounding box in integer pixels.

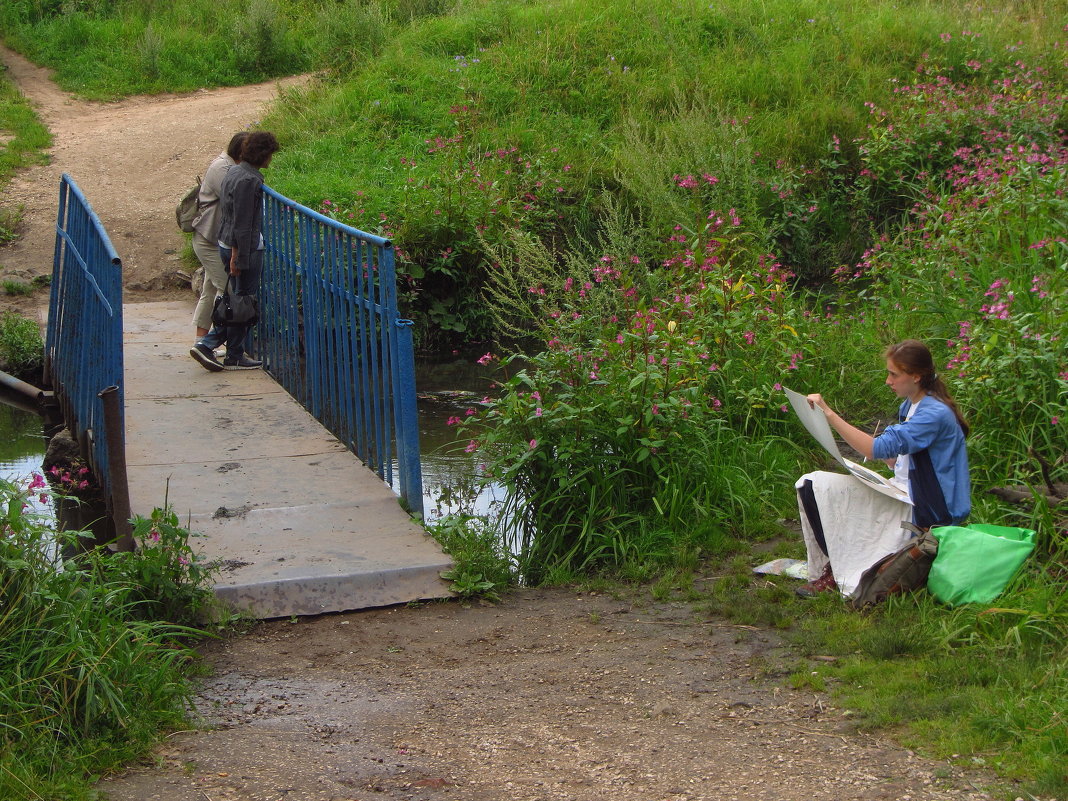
[
  {"left": 0, "top": 45, "right": 306, "bottom": 316},
  {"left": 0, "top": 47, "right": 1003, "bottom": 801},
  {"left": 97, "top": 588, "right": 998, "bottom": 801}
]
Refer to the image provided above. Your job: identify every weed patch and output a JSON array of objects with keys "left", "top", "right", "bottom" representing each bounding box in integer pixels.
[{"left": 0, "top": 475, "right": 217, "bottom": 799}]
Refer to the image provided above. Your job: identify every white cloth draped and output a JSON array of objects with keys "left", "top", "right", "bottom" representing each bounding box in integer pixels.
[{"left": 795, "top": 471, "right": 913, "bottom": 597}]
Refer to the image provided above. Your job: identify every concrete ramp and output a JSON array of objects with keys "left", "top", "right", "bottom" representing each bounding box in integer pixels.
[{"left": 122, "top": 301, "right": 452, "bottom": 618}]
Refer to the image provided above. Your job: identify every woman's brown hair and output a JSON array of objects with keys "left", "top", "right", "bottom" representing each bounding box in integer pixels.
[
  {"left": 884, "top": 339, "right": 969, "bottom": 437},
  {"left": 240, "top": 131, "right": 279, "bottom": 168}
]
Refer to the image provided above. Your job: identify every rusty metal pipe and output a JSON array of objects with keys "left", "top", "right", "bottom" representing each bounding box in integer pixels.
[
  {"left": 99, "top": 385, "right": 134, "bottom": 552},
  {"left": 0, "top": 369, "right": 45, "bottom": 406}
]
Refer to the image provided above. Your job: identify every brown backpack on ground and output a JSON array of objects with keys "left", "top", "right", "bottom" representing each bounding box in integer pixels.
[{"left": 850, "top": 522, "right": 939, "bottom": 609}]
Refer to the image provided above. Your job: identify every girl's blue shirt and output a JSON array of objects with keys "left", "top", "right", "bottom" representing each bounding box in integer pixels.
[{"left": 872, "top": 395, "right": 970, "bottom": 525}]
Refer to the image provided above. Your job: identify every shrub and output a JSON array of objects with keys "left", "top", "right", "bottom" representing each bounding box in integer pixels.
[
  {"left": 0, "top": 310, "right": 43, "bottom": 377},
  {"left": 459, "top": 202, "right": 808, "bottom": 576},
  {"left": 849, "top": 62, "right": 1068, "bottom": 490},
  {"left": 0, "top": 475, "right": 209, "bottom": 798}
]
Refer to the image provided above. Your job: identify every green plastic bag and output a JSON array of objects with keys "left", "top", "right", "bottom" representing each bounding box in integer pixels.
[{"left": 928, "top": 524, "right": 1036, "bottom": 607}]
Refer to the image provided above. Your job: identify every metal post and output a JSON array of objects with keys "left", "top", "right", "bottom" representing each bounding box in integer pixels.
[
  {"left": 99, "top": 385, "right": 134, "bottom": 552},
  {"left": 393, "top": 318, "right": 423, "bottom": 519}
]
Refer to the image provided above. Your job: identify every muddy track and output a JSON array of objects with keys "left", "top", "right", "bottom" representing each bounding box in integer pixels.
[{"left": 0, "top": 45, "right": 307, "bottom": 316}]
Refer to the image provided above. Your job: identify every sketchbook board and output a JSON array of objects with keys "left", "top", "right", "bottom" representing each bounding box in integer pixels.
[{"left": 783, "top": 387, "right": 911, "bottom": 504}]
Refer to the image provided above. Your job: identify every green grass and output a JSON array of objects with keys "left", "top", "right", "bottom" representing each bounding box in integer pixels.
[
  {"left": 0, "top": 67, "right": 51, "bottom": 184},
  {"left": 0, "top": 66, "right": 51, "bottom": 245},
  {"left": 0, "top": 309, "right": 43, "bottom": 376},
  {"left": 0, "top": 478, "right": 220, "bottom": 800},
  {"left": 1, "top": 278, "right": 32, "bottom": 295}
]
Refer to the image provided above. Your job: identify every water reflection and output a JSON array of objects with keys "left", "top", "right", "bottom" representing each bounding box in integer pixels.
[
  {"left": 410, "top": 355, "right": 507, "bottom": 523},
  {"left": 0, "top": 401, "right": 47, "bottom": 482}
]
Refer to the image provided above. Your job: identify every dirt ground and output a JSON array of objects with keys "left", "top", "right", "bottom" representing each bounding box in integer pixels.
[
  {"left": 0, "top": 45, "right": 307, "bottom": 318},
  {"left": 0, "top": 46, "right": 1008, "bottom": 801},
  {"left": 100, "top": 588, "right": 1001, "bottom": 801}
]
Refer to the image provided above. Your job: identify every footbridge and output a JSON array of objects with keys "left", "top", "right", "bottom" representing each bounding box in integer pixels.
[{"left": 43, "top": 175, "right": 452, "bottom": 618}]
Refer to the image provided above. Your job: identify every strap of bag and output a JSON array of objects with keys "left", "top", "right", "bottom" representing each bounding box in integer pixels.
[{"left": 901, "top": 521, "right": 926, "bottom": 537}]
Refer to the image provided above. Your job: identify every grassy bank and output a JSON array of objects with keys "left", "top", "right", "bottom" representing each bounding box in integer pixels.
[
  {"left": 3, "top": 0, "right": 1065, "bottom": 345},
  {"left": 0, "top": 476, "right": 221, "bottom": 800},
  {"left": 0, "top": 66, "right": 50, "bottom": 246}
]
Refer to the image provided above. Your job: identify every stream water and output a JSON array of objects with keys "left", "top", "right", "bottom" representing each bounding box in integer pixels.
[
  {"left": 408, "top": 355, "right": 505, "bottom": 523},
  {"left": 0, "top": 401, "right": 47, "bottom": 484}
]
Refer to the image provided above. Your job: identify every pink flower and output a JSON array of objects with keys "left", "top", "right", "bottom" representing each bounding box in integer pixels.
[
  {"left": 535, "top": 408, "right": 543, "bottom": 416},
  {"left": 446, "top": 416, "right": 462, "bottom": 426},
  {"left": 465, "top": 408, "right": 476, "bottom": 416},
  {"left": 476, "top": 352, "right": 495, "bottom": 365},
  {"left": 1053, "top": 416, "right": 1060, "bottom": 426},
  {"left": 464, "top": 440, "right": 479, "bottom": 453},
  {"left": 743, "top": 331, "right": 755, "bottom": 345},
  {"left": 528, "top": 439, "right": 537, "bottom": 449}
]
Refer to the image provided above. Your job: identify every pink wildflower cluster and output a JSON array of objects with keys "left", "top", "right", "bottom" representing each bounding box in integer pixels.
[
  {"left": 672, "top": 173, "right": 720, "bottom": 190},
  {"left": 48, "top": 463, "right": 90, "bottom": 493},
  {"left": 980, "top": 278, "right": 1014, "bottom": 320},
  {"left": 28, "top": 472, "right": 48, "bottom": 504},
  {"left": 946, "top": 321, "right": 974, "bottom": 376}
]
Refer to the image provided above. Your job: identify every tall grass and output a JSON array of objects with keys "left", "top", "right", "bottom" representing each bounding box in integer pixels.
[
  {"left": 0, "top": 71, "right": 51, "bottom": 184},
  {"left": 0, "top": 69, "right": 51, "bottom": 246},
  {"left": 0, "top": 476, "right": 217, "bottom": 799},
  {"left": 0, "top": 309, "right": 43, "bottom": 377}
]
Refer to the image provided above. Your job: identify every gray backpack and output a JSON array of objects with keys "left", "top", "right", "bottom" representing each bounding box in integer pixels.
[
  {"left": 176, "top": 176, "right": 202, "bottom": 233},
  {"left": 850, "top": 522, "right": 939, "bottom": 609}
]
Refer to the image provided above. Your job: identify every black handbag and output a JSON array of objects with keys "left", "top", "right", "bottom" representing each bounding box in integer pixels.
[{"left": 211, "top": 275, "right": 259, "bottom": 327}]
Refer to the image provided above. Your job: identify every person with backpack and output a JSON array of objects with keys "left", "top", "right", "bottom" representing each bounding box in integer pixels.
[
  {"left": 190, "top": 131, "right": 280, "bottom": 372},
  {"left": 794, "top": 340, "right": 971, "bottom": 599},
  {"left": 189, "top": 132, "right": 248, "bottom": 356}
]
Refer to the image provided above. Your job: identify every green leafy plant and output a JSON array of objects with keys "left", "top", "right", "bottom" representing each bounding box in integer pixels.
[
  {"left": 1, "top": 278, "right": 33, "bottom": 295},
  {"left": 427, "top": 513, "right": 513, "bottom": 601},
  {"left": 0, "top": 310, "right": 43, "bottom": 377},
  {"left": 439, "top": 567, "right": 499, "bottom": 601},
  {"left": 0, "top": 475, "right": 206, "bottom": 800},
  {"left": 0, "top": 204, "right": 25, "bottom": 244},
  {"left": 104, "top": 505, "right": 220, "bottom": 627}
]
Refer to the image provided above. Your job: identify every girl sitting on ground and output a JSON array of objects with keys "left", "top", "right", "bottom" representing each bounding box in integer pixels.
[{"left": 795, "top": 339, "right": 970, "bottom": 598}]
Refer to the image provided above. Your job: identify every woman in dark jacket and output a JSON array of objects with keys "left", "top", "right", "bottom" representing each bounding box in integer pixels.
[{"left": 190, "top": 131, "right": 280, "bottom": 371}]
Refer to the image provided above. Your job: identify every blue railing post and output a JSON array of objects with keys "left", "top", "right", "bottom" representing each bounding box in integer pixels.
[
  {"left": 259, "top": 186, "right": 424, "bottom": 516},
  {"left": 45, "top": 175, "right": 124, "bottom": 525},
  {"left": 392, "top": 318, "right": 423, "bottom": 517}
]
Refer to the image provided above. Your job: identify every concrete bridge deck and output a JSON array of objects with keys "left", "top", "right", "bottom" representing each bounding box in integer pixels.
[{"left": 121, "top": 300, "right": 452, "bottom": 619}]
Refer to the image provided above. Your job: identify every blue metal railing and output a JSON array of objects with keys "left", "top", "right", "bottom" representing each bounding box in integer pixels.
[
  {"left": 258, "top": 186, "right": 423, "bottom": 517},
  {"left": 44, "top": 174, "right": 124, "bottom": 495}
]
